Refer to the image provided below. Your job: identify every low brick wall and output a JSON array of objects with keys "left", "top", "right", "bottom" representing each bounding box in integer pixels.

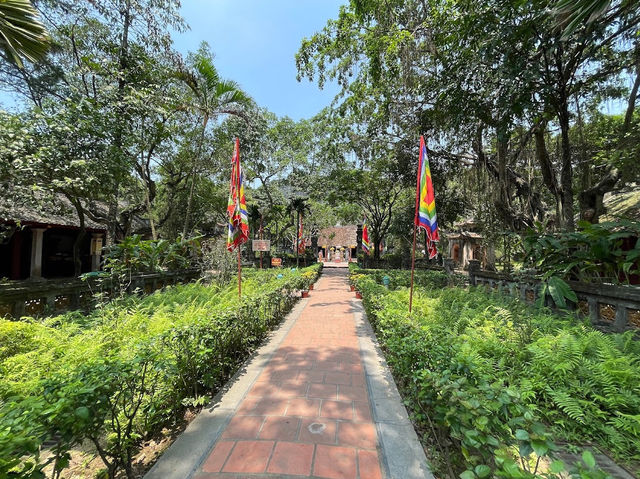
[
  {"left": 468, "top": 263, "right": 640, "bottom": 332},
  {"left": 0, "top": 269, "right": 201, "bottom": 319}
]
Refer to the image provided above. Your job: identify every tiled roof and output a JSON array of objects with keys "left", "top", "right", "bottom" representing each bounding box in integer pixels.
[{"left": 317, "top": 225, "right": 358, "bottom": 247}]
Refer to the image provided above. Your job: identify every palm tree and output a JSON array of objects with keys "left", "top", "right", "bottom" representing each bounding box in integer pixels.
[
  {"left": 0, "top": 0, "right": 50, "bottom": 68},
  {"left": 554, "top": 0, "right": 634, "bottom": 38},
  {"left": 287, "top": 196, "right": 310, "bottom": 267},
  {"left": 177, "top": 43, "right": 253, "bottom": 237}
]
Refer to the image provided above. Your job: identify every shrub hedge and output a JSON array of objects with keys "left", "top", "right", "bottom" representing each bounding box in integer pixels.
[
  {"left": 0, "top": 264, "right": 321, "bottom": 479},
  {"left": 351, "top": 267, "right": 640, "bottom": 479}
]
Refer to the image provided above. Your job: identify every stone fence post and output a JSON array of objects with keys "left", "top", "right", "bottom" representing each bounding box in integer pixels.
[{"left": 468, "top": 259, "right": 481, "bottom": 286}]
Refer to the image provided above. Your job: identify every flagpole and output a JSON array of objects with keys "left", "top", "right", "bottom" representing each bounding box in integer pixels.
[
  {"left": 409, "top": 222, "right": 417, "bottom": 313},
  {"left": 410, "top": 137, "right": 423, "bottom": 314}
]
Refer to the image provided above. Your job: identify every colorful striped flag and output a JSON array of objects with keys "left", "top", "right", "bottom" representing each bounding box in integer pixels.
[
  {"left": 362, "top": 220, "right": 371, "bottom": 255},
  {"left": 415, "top": 136, "right": 439, "bottom": 259},
  {"left": 227, "top": 138, "right": 249, "bottom": 251},
  {"left": 297, "top": 214, "right": 305, "bottom": 254}
]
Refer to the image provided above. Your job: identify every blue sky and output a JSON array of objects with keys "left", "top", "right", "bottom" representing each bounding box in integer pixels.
[
  {"left": 174, "top": 0, "right": 344, "bottom": 121},
  {"left": 0, "top": 1, "right": 345, "bottom": 119}
]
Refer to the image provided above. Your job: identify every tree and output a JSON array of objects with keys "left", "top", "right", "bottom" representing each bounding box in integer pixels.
[
  {"left": 297, "top": 0, "right": 640, "bottom": 234},
  {"left": 177, "top": 43, "right": 253, "bottom": 238},
  {"left": 286, "top": 196, "right": 310, "bottom": 267},
  {"left": 0, "top": 0, "right": 49, "bottom": 67}
]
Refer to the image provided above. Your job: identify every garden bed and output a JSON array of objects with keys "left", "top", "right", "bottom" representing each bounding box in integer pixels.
[
  {"left": 350, "top": 265, "right": 640, "bottom": 479},
  {"left": 0, "top": 264, "right": 321, "bottom": 478}
]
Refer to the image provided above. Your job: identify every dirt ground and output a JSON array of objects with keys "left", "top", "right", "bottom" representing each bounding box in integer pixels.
[{"left": 41, "top": 409, "right": 198, "bottom": 479}]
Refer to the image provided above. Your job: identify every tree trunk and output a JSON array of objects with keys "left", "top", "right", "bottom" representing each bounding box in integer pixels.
[
  {"left": 295, "top": 212, "right": 300, "bottom": 268},
  {"left": 557, "top": 94, "right": 575, "bottom": 231},
  {"left": 182, "top": 114, "right": 209, "bottom": 238},
  {"left": 579, "top": 46, "right": 639, "bottom": 224},
  {"left": 107, "top": 0, "right": 132, "bottom": 246},
  {"left": 373, "top": 235, "right": 381, "bottom": 263},
  {"left": 534, "top": 125, "right": 563, "bottom": 228}
]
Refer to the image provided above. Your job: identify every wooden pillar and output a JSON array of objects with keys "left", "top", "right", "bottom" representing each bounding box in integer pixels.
[
  {"left": 91, "top": 233, "right": 104, "bottom": 272},
  {"left": 29, "top": 228, "right": 46, "bottom": 280},
  {"left": 10, "top": 230, "right": 22, "bottom": 280}
]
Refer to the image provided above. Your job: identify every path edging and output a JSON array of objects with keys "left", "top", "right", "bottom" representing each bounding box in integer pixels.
[
  {"left": 352, "top": 299, "right": 434, "bottom": 479},
  {"left": 144, "top": 297, "right": 311, "bottom": 479}
]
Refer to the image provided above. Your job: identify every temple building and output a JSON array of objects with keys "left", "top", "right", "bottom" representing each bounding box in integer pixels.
[
  {"left": 446, "top": 220, "right": 495, "bottom": 269},
  {"left": 0, "top": 201, "right": 106, "bottom": 281},
  {"left": 317, "top": 225, "right": 358, "bottom": 262},
  {"left": 0, "top": 195, "right": 148, "bottom": 281}
]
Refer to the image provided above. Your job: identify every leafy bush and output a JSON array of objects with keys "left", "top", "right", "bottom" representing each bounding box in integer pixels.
[
  {"left": 353, "top": 270, "right": 640, "bottom": 478},
  {"left": 0, "top": 264, "right": 321, "bottom": 479},
  {"left": 349, "top": 263, "right": 466, "bottom": 289},
  {"left": 102, "top": 234, "right": 201, "bottom": 276},
  {"left": 523, "top": 220, "right": 640, "bottom": 285}
]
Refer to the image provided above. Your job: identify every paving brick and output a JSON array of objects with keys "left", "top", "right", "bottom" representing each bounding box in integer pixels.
[
  {"left": 314, "top": 360, "right": 340, "bottom": 371},
  {"left": 320, "top": 400, "right": 354, "bottom": 420},
  {"left": 258, "top": 416, "right": 299, "bottom": 441},
  {"left": 266, "top": 442, "right": 314, "bottom": 475},
  {"left": 338, "top": 421, "right": 377, "bottom": 449},
  {"left": 247, "top": 382, "right": 280, "bottom": 398},
  {"left": 351, "top": 373, "right": 367, "bottom": 387},
  {"left": 277, "top": 381, "right": 309, "bottom": 398},
  {"left": 324, "top": 371, "right": 351, "bottom": 385},
  {"left": 313, "top": 444, "right": 357, "bottom": 479},
  {"left": 297, "top": 370, "right": 325, "bottom": 383},
  {"left": 222, "top": 440, "right": 274, "bottom": 474},
  {"left": 299, "top": 418, "right": 337, "bottom": 444},
  {"left": 358, "top": 449, "right": 383, "bottom": 479},
  {"left": 338, "top": 385, "right": 368, "bottom": 402},
  {"left": 285, "top": 398, "right": 321, "bottom": 417},
  {"left": 308, "top": 383, "right": 338, "bottom": 399},
  {"left": 221, "top": 416, "right": 264, "bottom": 439},
  {"left": 252, "top": 398, "right": 287, "bottom": 416},
  {"left": 235, "top": 396, "right": 260, "bottom": 415},
  {"left": 354, "top": 401, "right": 373, "bottom": 422},
  {"left": 201, "top": 441, "right": 235, "bottom": 472}
]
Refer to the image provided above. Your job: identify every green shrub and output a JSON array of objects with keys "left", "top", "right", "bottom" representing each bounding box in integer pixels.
[
  {"left": 0, "top": 264, "right": 321, "bottom": 479},
  {"left": 354, "top": 270, "right": 640, "bottom": 478}
]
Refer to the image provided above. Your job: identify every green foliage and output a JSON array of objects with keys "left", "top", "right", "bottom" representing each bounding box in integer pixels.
[
  {"left": 0, "top": 264, "right": 321, "bottom": 478},
  {"left": 353, "top": 269, "right": 640, "bottom": 477},
  {"left": 523, "top": 220, "right": 640, "bottom": 284},
  {"left": 0, "top": 0, "right": 50, "bottom": 68},
  {"left": 102, "top": 234, "right": 201, "bottom": 275},
  {"left": 349, "top": 263, "right": 466, "bottom": 290}
]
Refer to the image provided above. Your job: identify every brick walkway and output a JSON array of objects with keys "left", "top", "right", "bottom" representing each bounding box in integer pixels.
[{"left": 195, "top": 267, "right": 383, "bottom": 479}]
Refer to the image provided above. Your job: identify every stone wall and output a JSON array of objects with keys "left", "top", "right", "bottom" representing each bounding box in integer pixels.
[{"left": 0, "top": 269, "right": 201, "bottom": 319}]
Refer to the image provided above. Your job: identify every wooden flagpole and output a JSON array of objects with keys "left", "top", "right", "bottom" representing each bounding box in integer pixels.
[
  {"left": 409, "top": 222, "right": 417, "bottom": 313},
  {"left": 409, "top": 137, "right": 422, "bottom": 313},
  {"left": 238, "top": 244, "right": 242, "bottom": 298}
]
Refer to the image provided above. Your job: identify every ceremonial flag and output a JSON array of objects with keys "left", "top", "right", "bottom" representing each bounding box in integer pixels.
[
  {"left": 362, "top": 219, "right": 371, "bottom": 255},
  {"left": 297, "top": 214, "right": 305, "bottom": 254},
  {"left": 226, "top": 138, "right": 249, "bottom": 251},
  {"left": 415, "top": 135, "right": 439, "bottom": 259}
]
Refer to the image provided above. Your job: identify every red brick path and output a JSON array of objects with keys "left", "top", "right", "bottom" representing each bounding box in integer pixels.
[{"left": 195, "top": 267, "right": 383, "bottom": 478}]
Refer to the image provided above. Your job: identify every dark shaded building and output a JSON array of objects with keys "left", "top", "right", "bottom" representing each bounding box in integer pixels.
[{"left": 0, "top": 200, "right": 105, "bottom": 281}]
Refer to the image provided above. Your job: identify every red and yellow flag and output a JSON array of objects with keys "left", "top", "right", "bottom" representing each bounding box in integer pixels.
[
  {"left": 415, "top": 136, "right": 439, "bottom": 258},
  {"left": 227, "top": 138, "right": 249, "bottom": 251},
  {"left": 362, "top": 219, "right": 371, "bottom": 255}
]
